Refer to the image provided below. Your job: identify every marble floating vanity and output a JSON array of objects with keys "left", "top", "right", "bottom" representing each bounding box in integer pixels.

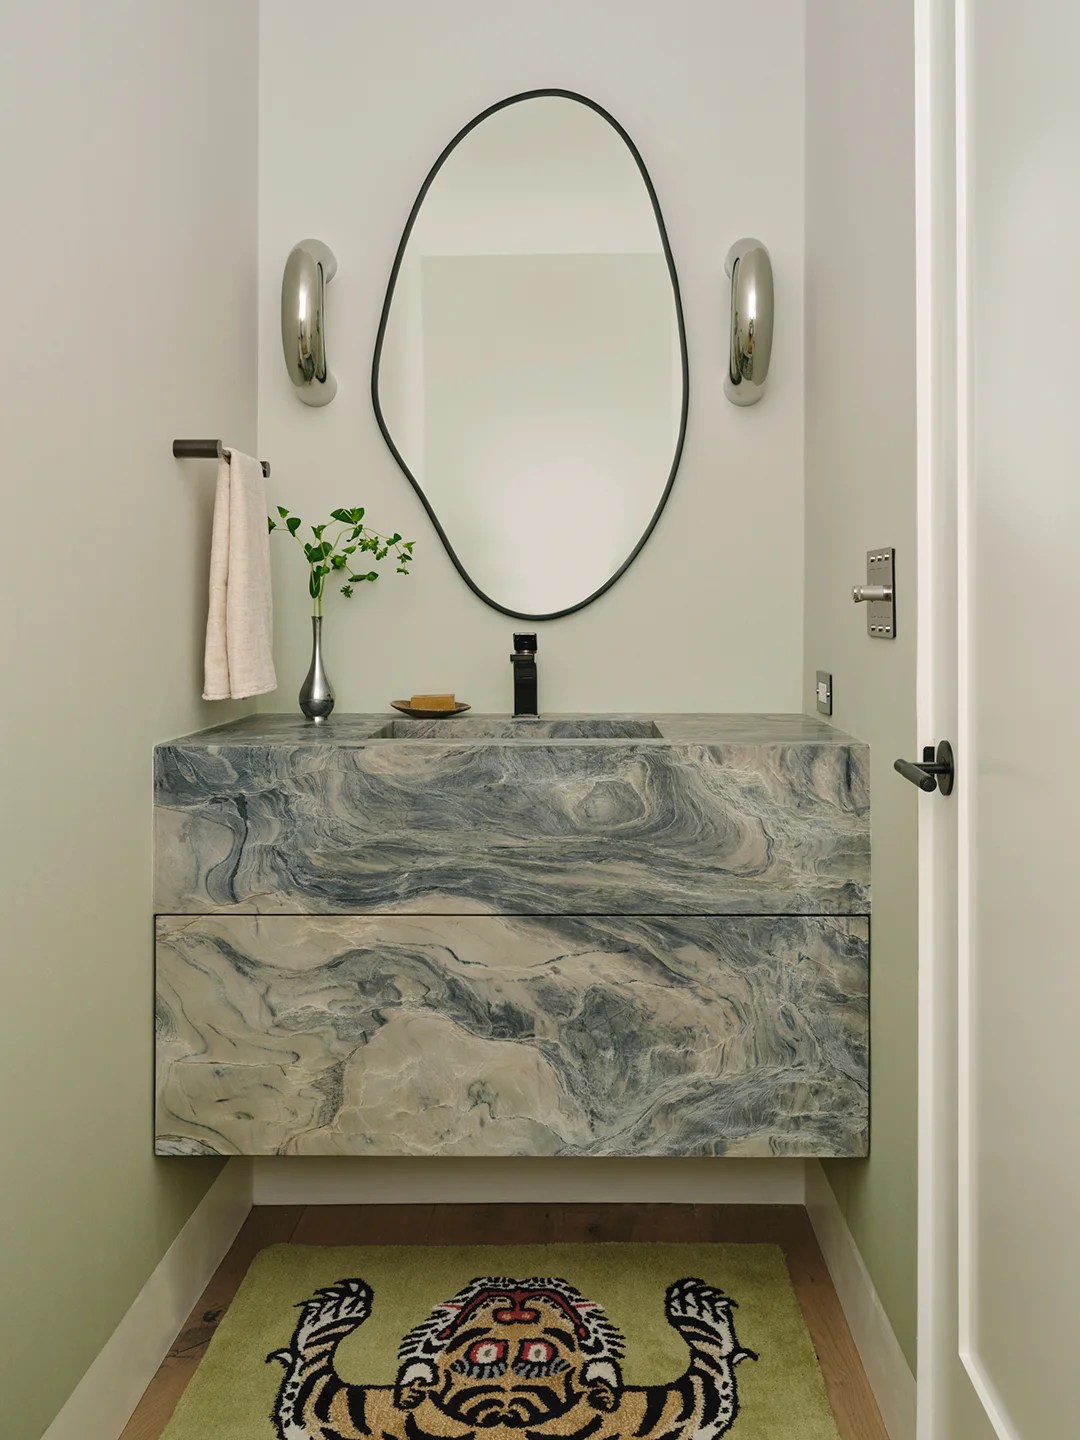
[{"left": 154, "top": 714, "right": 870, "bottom": 1159}]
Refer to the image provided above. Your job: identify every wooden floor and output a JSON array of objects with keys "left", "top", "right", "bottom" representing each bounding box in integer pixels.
[{"left": 120, "top": 1204, "right": 888, "bottom": 1440}]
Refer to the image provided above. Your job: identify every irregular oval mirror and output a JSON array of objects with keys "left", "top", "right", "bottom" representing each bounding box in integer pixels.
[{"left": 372, "top": 90, "right": 688, "bottom": 619}]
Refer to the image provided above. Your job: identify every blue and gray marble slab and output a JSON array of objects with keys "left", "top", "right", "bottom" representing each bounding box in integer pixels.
[
  {"left": 164, "top": 711, "right": 860, "bottom": 746},
  {"left": 156, "top": 911, "right": 869, "bottom": 1158},
  {"left": 154, "top": 714, "right": 869, "bottom": 916}
]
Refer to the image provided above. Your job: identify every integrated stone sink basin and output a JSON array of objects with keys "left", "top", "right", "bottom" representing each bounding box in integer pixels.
[
  {"left": 154, "top": 713, "right": 870, "bottom": 916},
  {"left": 377, "top": 716, "right": 664, "bottom": 740}
]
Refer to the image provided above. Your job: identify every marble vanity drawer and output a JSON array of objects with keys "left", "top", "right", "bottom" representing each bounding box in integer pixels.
[
  {"left": 154, "top": 740, "right": 870, "bottom": 915},
  {"left": 155, "top": 912, "right": 869, "bottom": 1159}
]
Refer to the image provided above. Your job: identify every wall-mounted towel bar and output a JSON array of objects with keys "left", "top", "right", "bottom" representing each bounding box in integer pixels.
[{"left": 172, "top": 438, "right": 270, "bottom": 478}]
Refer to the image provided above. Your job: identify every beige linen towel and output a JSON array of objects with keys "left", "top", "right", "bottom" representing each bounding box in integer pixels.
[{"left": 202, "top": 449, "right": 277, "bottom": 700}]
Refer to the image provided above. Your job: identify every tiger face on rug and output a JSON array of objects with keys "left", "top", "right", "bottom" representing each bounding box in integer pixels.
[{"left": 267, "top": 1273, "right": 758, "bottom": 1440}]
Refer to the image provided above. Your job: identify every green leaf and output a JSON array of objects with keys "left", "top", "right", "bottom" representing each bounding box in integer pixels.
[
  {"left": 331, "top": 553, "right": 347, "bottom": 569},
  {"left": 267, "top": 517, "right": 276, "bottom": 532},
  {"left": 286, "top": 516, "right": 301, "bottom": 536},
  {"left": 277, "top": 506, "right": 290, "bottom": 518},
  {"left": 390, "top": 533, "right": 402, "bottom": 544},
  {"left": 350, "top": 526, "right": 362, "bottom": 540},
  {"left": 330, "top": 508, "right": 351, "bottom": 523},
  {"left": 312, "top": 523, "right": 326, "bottom": 539},
  {"left": 352, "top": 507, "right": 365, "bottom": 523},
  {"left": 308, "top": 572, "right": 319, "bottom": 599},
  {"left": 404, "top": 541, "right": 414, "bottom": 553},
  {"left": 314, "top": 564, "right": 329, "bottom": 578},
  {"left": 340, "top": 584, "right": 354, "bottom": 598},
  {"left": 343, "top": 545, "right": 356, "bottom": 555},
  {"left": 366, "top": 571, "right": 379, "bottom": 581}
]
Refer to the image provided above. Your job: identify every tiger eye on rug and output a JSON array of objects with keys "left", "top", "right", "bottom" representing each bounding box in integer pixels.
[{"left": 160, "top": 1243, "right": 840, "bottom": 1440}]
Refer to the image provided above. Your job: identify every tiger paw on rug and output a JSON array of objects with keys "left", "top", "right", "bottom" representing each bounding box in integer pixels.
[{"left": 266, "top": 1273, "right": 758, "bottom": 1440}]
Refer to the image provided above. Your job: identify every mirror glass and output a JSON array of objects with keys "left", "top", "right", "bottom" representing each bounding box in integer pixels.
[{"left": 373, "top": 91, "right": 687, "bottom": 619}]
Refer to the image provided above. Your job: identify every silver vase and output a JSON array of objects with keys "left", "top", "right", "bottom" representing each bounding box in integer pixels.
[{"left": 299, "top": 615, "right": 335, "bottom": 723}]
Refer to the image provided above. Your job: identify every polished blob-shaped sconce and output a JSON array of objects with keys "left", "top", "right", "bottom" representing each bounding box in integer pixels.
[
  {"left": 724, "top": 238, "right": 773, "bottom": 406},
  {"left": 281, "top": 239, "right": 337, "bottom": 406}
]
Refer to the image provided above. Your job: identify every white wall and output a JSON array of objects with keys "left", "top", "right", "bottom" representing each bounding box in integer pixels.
[
  {"left": 0, "top": 3, "right": 259, "bottom": 1433},
  {"left": 803, "top": 0, "right": 919, "bottom": 1372},
  {"left": 257, "top": 0, "right": 806, "bottom": 713}
]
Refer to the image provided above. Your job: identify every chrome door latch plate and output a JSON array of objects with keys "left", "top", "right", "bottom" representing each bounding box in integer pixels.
[{"left": 853, "top": 548, "right": 896, "bottom": 638}]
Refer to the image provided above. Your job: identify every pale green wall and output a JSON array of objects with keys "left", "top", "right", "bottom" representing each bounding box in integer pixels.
[
  {"left": 0, "top": 2, "right": 917, "bottom": 1427},
  {"left": 803, "top": 2, "right": 919, "bottom": 1371},
  {"left": 0, "top": 4, "right": 258, "bottom": 1433}
]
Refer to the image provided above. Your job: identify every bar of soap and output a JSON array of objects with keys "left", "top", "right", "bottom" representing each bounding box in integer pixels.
[{"left": 410, "top": 693, "right": 456, "bottom": 711}]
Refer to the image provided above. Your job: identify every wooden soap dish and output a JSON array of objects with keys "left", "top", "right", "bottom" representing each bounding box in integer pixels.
[{"left": 390, "top": 700, "right": 472, "bottom": 720}]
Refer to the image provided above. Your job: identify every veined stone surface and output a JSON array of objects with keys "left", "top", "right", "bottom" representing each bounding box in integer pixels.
[
  {"left": 155, "top": 912, "right": 869, "bottom": 1158},
  {"left": 154, "top": 715, "right": 869, "bottom": 915},
  {"left": 164, "top": 712, "right": 860, "bottom": 747}
]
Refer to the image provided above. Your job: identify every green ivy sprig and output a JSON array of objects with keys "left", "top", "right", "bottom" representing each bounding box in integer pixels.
[{"left": 268, "top": 505, "right": 415, "bottom": 616}]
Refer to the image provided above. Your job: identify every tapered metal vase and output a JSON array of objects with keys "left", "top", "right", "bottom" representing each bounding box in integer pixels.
[{"left": 299, "top": 615, "right": 335, "bottom": 722}]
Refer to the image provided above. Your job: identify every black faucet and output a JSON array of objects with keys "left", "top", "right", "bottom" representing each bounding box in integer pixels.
[{"left": 511, "top": 633, "right": 538, "bottom": 717}]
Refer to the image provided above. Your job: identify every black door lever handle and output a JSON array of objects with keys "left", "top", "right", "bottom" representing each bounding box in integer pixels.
[{"left": 894, "top": 741, "right": 955, "bottom": 796}]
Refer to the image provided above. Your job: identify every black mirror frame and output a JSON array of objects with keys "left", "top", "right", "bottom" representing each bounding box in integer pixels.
[{"left": 370, "top": 88, "right": 690, "bottom": 622}]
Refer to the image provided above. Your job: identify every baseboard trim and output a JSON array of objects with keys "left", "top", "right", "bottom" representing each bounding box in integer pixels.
[
  {"left": 42, "top": 1158, "right": 253, "bottom": 1440},
  {"left": 252, "top": 1157, "right": 808, "bottom": 1206},
  {"left": 805, "top": 1162, "right": 916, "bottom": 1440}
]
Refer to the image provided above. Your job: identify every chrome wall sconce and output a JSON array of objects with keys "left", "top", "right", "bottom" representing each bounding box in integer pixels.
[
  {"left": 724, "top": 238, "right": 773, "bottom": 406},
  {"left": 281, "top": 239, "right": 337, "bottom": 406}
]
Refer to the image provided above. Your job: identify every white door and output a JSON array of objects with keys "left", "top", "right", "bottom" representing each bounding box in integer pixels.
[{"left": 916, "top": 1, "right": 1080, "bottom": 1436}]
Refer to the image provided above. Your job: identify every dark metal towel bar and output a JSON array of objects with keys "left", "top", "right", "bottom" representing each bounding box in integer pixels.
[{"left": 172, "top": 438, "right": 270, "bottom": 478}]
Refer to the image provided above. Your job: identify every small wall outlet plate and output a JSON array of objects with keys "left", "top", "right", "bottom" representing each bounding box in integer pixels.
[{"left": 816, "top": 670, "right": 833, "bottom": 716}]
